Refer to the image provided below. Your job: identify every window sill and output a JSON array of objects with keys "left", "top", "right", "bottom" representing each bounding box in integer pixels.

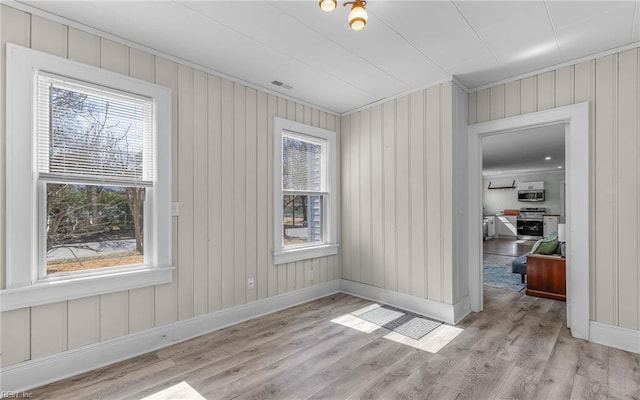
[
  {"left": 274, "top": 244, "right": 339, "bottom": 265},
  {"left": 0, "top": 266, "right": 174, "bottom": 311}
]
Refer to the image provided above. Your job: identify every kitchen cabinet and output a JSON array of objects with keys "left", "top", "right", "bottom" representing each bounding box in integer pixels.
[
  {"left": 543, "top": 215, "right": 559, "bottom": 238},
  {"left": 484, "top": 216, "right": 496, "bottom": 239},
  {"left": 496, "top": 215, "right": 517, "bottom": 238}
]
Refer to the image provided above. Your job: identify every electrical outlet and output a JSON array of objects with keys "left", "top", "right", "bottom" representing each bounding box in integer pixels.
[
  {"left": 307, "top": 270, "right": 313, "bottom": 281},
  {"left": 248, "top": 277, "right": 255, "bottom": 289}
]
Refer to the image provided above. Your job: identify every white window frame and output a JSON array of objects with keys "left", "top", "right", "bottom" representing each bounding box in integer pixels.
[
  {"left": 273, "top": 117, "right": 338, "bottom": 264},
  {"left": 2, "top": 43, "right": 173, "bottom": 311}
]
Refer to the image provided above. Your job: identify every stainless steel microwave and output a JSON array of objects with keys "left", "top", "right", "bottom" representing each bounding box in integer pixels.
[{"left": 518, "top": 189, "right": 545, "bottom": 202}]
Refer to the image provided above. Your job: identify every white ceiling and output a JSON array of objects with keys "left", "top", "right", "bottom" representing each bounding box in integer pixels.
[
  {"left": 20, "top": 0, "right": 640, "bottom": 114},
  {"left": 482, "top": 124, "right": 565, "bottom": 176}
]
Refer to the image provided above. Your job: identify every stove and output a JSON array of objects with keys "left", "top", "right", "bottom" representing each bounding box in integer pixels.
[{"left": 517, "top": 207, "right": 546, "bottom": 239}]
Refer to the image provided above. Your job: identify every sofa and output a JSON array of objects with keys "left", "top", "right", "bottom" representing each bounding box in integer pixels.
[{"left": 511, "top": 234, "right": 562, "bottom": 283}]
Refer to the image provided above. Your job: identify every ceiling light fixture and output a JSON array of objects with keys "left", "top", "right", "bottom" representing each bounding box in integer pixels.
[
  {"left": 345, "top": 0, "right": 368, "bottom": 31},
  {"left": 318, "top": 0, "right": 337, "bottom": 12},
  {"left": 545, "top": 156, "right": 551, "bottom": 160},
  {"left": 320, "top": 0, "right": 368, "bottom": 31}
]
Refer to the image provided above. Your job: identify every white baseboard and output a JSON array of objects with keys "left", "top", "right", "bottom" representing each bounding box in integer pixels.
[
  {"left": 339, "top": 279, "right": 468, "bottom": 325},
  {"left": 589, "top": 321, "right": 640, "bottom": 354},
  {"left": 0, "top": 280, "right": 341, "bottom": 393}
]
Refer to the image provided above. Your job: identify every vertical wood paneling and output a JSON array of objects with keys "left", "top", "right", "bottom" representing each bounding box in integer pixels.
[
  {"left": 192, "top": 70, "right": 208, "bottom": 316},
  {"left": 555, "top": 66, "right": 575, "bottom": 107},
  {"left": 574, "top": 59, "right": 596, "bottom": 319},
  {"left": 128, "top": 46, "right": 156, "bottom": 333},
  {"left": 154, "top": 57, "right": 179, "bottom": 327},
  {"left": 1, "top": 309, "right": 30, "bottom": 366},
  {"left": 594, "top": 54, "right": 618, "bottom": 325},
  {"left": 490, "top": 85, "right": 505, "bottom": 120},
  {"left": 441, "top": 83, "right": 454, "bottom": 304},
  {"left": 0, "top": 5, "right": 30, "bottom": 291},
  {"left": 256, "top": 91, "right": 269, "bottom": 300},
  {"left": 359, "top": 108, "right": 372, "bottom": 285},
  {"left": 395, "top": 96, "right": 410, "bottom": 295},
  {"left": 303, "top": 259, "right": 313, "bottom": 288},
  {"left": 426, "top": 86, "right": 442, "bottom": 301},
  {"left": 68, "top": 28, "right": 100, "bottom": 66},
  {"left": 245, "top": 88, "right": 258, "bottom": 302},
  {"left": 26, "top": 12, "right": 72, "bottom": 358},
  {"left": 1, "top": 6, "right": 346, "bottom": 369},
  {"left": 468, "top": 91, "right": 477, "bottom": 124},
  {"left": 520, "top": 76, "right": 538, "bottom": 114},
  {"left": 616, "top": 49, "right": 638, "bottom": 330},
  {"left": 207, "top": 74, "right": 222, "bottom": 312},
  {"left": 537, "top": 71, "right": 555, "bottom": 111},
  {"left": 67, "top": 297, "right": 99, "bottom": 349},
  {"left": 341, "top": 115, "right": 352, "bottom": 281},
  {"left": 100, "top": 292, "right": 128, "bottom": 341},
  {"left": 370, "top": 105, "right": 384, "bottom": 288},
  {"left": 98, "top": 36, "right": 130, "bottom": 339},
  {"left": 504, "top": 81, "right": 521, "bottom": 117},
  {"left": 286, "top": 101, "right": 298, "bottom": 292},
  {"left": 177, "top": 65, "right": 195, "bottom": 320},
  {"left": 128, "top": 287, "right": 154, "bottom": 333},
  {"left": 409, "top": 91, "right": 426, "bottom": 298},
  {"left": 31, "top": 302, "right": 67, "bottom": 359},
  {"left": 267, "top": 95, "right": 279, "bottom": 297},
  {"left": 276, "top": 98, "right": 288, "bottom": 295},
  {"left": 476, "top": 88, "right": 491, "bottom": 122},
  {"left": 220, "top": 79, "right": 235, "bottom": 307},
  {"left": 31, "top": 15, "right": 67, "bottom": 57},
  {"left": 350, "top": 113, "right": 362, "bottom": 283},
  {"left": 382, "top": 102, "right": 397, "bottom": 291},
  {"left": 100, "top": 38, "right": 128, "bottom": 75},
  {"left": 319, "top": 257, "right": 328, "bottom": 283}
]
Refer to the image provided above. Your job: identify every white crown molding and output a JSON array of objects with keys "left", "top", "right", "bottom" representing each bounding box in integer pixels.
[
  {"left": 469, "top": 41, "right": 640, "bottom": 93},
  {"left": 0, "top": 280, "right": 341, "bottom": 393},
  {"left": 4, "top": 1, "right": 340, "bottom": 117}
]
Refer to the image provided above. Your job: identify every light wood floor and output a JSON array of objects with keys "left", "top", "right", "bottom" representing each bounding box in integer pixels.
[{"left": 30, "top": 289, "right": 639, "bottom": 400}]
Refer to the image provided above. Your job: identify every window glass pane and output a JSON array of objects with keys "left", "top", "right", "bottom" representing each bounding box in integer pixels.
[
  {"left": 37, "top": 74, "right": 153, "bottom": 183},
  {"left": 283, "top": 195, "right": 323, "bottom": 246},
  {"left": 46, "top": 183, "right": 144, "bottom": 274},
  {"left": 282, "top": 135, "right": 322, "bottom": 191}
]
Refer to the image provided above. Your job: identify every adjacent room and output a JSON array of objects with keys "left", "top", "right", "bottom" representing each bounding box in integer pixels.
[{"left": 1, "top": 1, "right": 639, "bottom": 399}]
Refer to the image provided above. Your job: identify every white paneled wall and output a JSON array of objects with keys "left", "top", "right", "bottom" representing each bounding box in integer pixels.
[
  {"left": 341, "top": 83, "right": 455, "bottom": 305},
  {"left": 469, "top": 51, "right": 640, "bottom": 330},
  {"left": 0, "top": 5, "right": 341, "bottom": 367}
]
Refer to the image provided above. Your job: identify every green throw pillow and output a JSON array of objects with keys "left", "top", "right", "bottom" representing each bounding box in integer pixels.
[{"left": 532, "top": 236, "right": 559, "bottom": 255}]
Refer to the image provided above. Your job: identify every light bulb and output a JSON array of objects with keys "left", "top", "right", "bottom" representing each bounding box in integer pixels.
[
  {"left": 319, "top": 0, "right": 337, "bottom": 12},
  {"left": 348, "top": 1, "right": 367, "bottom": 31}
]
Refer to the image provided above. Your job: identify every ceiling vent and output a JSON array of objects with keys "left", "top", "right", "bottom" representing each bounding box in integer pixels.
[{"left": 272, "top": 80, "right": 293, "bottom": 90}]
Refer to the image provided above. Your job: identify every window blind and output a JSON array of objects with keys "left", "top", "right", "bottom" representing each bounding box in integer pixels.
[
  {"left": 282, "top": 132, "right": 324, "bottom": 193},
  {"left": 36, "top": 72, "right": 154, "bottom": 187}
]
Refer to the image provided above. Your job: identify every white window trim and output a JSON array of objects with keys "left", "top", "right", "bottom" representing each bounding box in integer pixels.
[
  {"left": 2, "top": 43, "right": 173, "bottom": 311},
  {"left": 273, "top": 117, "right": 338, "bottom": 265}
]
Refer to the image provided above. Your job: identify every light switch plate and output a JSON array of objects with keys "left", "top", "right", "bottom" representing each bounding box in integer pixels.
[{"left": 171, "top": 202, "right": 180, "bottom": 217}]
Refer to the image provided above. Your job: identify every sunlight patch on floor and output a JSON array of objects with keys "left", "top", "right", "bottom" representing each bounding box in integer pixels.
[
  {"left": 141, "top": 381, "right": 206, "bottom": 400},
  {"left": 331, "top": 304, "right": 464, "bottom": 353},
  {"left": 331, "top": 313, "right": 380, "bottom": 333},
  {"left": 384, "top": 324, "right": 463, "bottom": 353}
]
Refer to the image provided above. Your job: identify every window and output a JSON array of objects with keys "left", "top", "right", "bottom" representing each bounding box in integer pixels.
[
  {"left": 2, "top": 44, "right": 172, "bottom": 311},
  {"left": 273, "top": 117, "right": 338, "bottom": 264}
]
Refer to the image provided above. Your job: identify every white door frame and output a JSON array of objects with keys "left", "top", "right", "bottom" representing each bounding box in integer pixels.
[{"left": 467, "top": 102, "right": 590, "bottom": 340}]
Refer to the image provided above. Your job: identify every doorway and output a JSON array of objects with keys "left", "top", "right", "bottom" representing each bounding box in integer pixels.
[{"left": 467, "top": 103, "right": 590, "bottom": 340}]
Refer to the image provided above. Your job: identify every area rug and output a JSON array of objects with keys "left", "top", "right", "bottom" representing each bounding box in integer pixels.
[
  {"left": 357, "top": 305, "right": 443, "bottom": 340},
  {"left": 483, "top": 264, "right": 525, "bottom": 292}
]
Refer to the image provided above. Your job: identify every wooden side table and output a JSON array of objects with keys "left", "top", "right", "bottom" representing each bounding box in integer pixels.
[{"left": 525, "top": 254, "right": 566, "bottom": 301}]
